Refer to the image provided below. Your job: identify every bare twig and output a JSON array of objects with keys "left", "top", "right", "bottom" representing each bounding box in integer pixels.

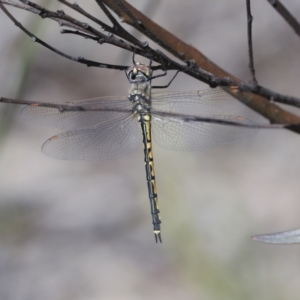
[
  {"left": 1, "top": 0, "right": 39, "bottom": 13},
  {"left": 0, "top": 2, "right": 129, "bottom": 70},
  {"left": 2, "top": 0, "right": 183, "bottom": 71},
  {"left": 94, "top": 0, "right": 146, "bottom": 47},
  {"left": 58, "top": 0, "right": 110, "bottom": 32},
  {"left": 267, "top": 0, "right": 300, "bottom": 38},
  {"left": 0, "top": 96, "right": 295, "bottom": 131},
  {"left": 246, "top": 0, "right": 257, "bottom": 84},
  {"left": 0, "top": 97, "right": 129, "bottom": 113}
]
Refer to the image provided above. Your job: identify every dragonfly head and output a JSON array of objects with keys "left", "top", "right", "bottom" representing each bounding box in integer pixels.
[{"left": 126, "top": 63, "right": 152, "bottom": 84}]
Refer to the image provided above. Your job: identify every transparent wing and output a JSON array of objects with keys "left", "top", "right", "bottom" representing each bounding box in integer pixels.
[
  {"left": 21, "top": 96, "right": 131, "bottom": 130},
  {"left": 252, "top": 229, "right": 300, "bottom": 244},
  {"left": 42, "top": 114, "right": 141, "bottom": 161},
  {"left": 152, "top": 114, "right": 257, "bottom": 151},
  {"left": 151, "top": 88, "right": 243, "bottom": 115}
]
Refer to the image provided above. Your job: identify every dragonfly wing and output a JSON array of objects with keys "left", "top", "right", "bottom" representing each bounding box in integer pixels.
[
  {"left": 42, "top": 114, "right": 141, "bottom": 161},
  {"left": 152, "top": 114, "right": 257, "bottom": 151},
  {"left": 151, "top": 88, "right": 244, "bottom": 115},
  {"left": 252, "top": 229, "right": 300, "bottom": 244},
  {"left": 21, "top": 96, "right": 131, "bottom": 130}
]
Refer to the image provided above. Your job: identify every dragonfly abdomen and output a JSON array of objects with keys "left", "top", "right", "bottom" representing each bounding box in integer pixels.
[{"left": 138, "top": 113, "right": 162, "bottom": 243}]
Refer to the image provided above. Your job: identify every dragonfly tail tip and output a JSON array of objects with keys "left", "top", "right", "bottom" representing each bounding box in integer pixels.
[{"left": 154, "top": 231, "right": 162, "bottom": 243}]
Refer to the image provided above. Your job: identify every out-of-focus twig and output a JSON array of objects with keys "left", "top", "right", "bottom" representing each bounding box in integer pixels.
[
  {"left": 246, "top": 0, "right": 257, "bottom": 84},
  {"left": 267, "top": 0, "right": 300, "bottom": 38}
]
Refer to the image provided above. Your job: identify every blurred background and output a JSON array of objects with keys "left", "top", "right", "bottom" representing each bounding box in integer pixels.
[{"left": 1, "top": 1, "right": 300, "bottom": 299}]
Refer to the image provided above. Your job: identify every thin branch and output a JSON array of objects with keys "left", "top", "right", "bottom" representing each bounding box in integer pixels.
[
  {"left": 0, "top": 96, "right": 295, "bottom": 131},
  {"left": 267, "top": 0, "right": 300, "bottom": 38},
  {"left": 58, "top": 0, "right": 144, "bottom": 47},
  {"left": 9, "top": 0, "right": 150, "bottom": 55},
  {"left": 2, "top": 0, "right": 39, "bottom": 13},
  {"left": 2, "top": 0, "right": 173, "bottom": 69},
  {"left": 57, "top": 0, "right": 110, "bottom": 31},
  {"left": 95, "top": 0, "right": 146, "bottom": 48},
  {"left": 55, "top": 0, "right": 163, "bottom": 63},
  {"left": 246, "top": 0, "right": 257, "bottom": 84},
  {"left": 23, "top": 1, "right": 109, "bottom": 39},
  {"left": 112, "top": 0, "right": 170, "bottom": 53},
  {"left": 0, "top": 97, "right": 129, "bottom": 113},
  {"left": 95, "top": 1, "right": 176, "bottom": 66},
  {"left": 0, "top": 2, "right": 129, "bottom": 70}
]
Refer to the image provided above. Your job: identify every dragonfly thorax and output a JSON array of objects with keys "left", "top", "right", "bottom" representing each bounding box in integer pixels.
[{"left": 131, "top": 97, "right": 150, "bottom": 114}]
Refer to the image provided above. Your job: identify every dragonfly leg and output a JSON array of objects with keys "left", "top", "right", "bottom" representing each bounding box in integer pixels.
[
  {"left": 151, "top": 50, "right": 186, "bottom": 89},
  {"left": 152, "top": 69, "right": 181, "bottom": 89}
]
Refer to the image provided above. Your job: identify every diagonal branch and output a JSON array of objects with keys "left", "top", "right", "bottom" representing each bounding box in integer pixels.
[
  {"left": 266, "top": 0, "right": 300, "bottom": 38},
  {"left": 95, "top": 0, "right": 147, "bottom": 48}
]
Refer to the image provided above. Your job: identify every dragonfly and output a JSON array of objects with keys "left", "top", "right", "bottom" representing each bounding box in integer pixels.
[{"left": 0, "top": 61, "right": 287, "bottom": 242}]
